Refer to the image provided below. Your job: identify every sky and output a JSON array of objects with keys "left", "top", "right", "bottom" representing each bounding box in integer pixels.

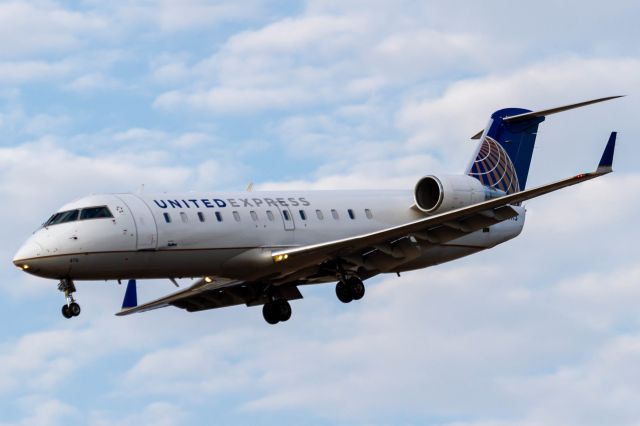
[{"left": 1, "top": 0, "right": 639, "bottom": 425}]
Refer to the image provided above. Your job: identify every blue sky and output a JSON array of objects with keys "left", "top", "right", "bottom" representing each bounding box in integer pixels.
[{"left": 1, "top": 1, "right": 640, "bottom": 425}]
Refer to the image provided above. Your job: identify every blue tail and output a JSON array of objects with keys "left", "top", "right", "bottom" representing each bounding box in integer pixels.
[
  {"left": 466, "top": 96, "right": 623, "bottom": 194},
  {"left": 466, "top": 108, "right": 544, "bottom": 194}
]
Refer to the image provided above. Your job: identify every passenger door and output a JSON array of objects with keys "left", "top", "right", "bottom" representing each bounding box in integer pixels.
[{"left": 116, "top": 194, "right": 158, "bottom": 250}]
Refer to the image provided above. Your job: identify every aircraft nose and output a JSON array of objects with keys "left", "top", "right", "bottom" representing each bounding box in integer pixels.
[{"left": 12, "top": 238, "right": 44, "bottom": 270}]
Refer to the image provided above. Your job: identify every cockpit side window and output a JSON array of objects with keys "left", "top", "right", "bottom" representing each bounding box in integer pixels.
[
  {"left": 80, "top": 206, "right": 114, "bottom": 220},
  {"left": 45, "top": 209, "right": 79, "bottom": 226}
]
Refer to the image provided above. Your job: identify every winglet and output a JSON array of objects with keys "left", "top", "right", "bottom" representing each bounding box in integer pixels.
[
  {"left": 122, "top": 279, "right": 138, "bottom": 309},
  {"left": 596, "top": 132, "right": 617, "bottom": 174}
]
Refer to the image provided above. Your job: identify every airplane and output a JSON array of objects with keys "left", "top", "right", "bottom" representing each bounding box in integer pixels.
[{"left": 12, "top": 96, "right": 620, "bottom": 325}]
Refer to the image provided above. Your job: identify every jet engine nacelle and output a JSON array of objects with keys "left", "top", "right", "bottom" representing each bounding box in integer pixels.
[{"left": 413, "top": 174, "right": 504, "bottom": 214}]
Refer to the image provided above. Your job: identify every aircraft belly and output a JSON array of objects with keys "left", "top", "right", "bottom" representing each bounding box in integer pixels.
[
  {"left": 394, "top": 245, "right": 484, "bottom": 272},
  {"left": 37, "top": 248, "right": 245, "bottom": 280}
]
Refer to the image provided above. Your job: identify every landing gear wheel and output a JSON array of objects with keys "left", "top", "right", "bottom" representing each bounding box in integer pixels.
[
  {"left": 347, "top": 277, "right": 365, "bottom": 300},
  {"left": 62, "top": 304, "right": 72, "bottom": 319},
  {"left": 336, "top": 281, "right": 353, "bottom": 303},
  {"left": 262, "top": 303, "right": 280, "bottom": 325},
  {"left": 69, "top": 302, "right": 81, "bottom": 317},
  {"left": 58, "top": 278, "right": 80, "bottom": 319},
  {"left": 274, "top": 299, "right": 292, "bottom": 322},
  {"left": 262, "top": 299, "right": 292, "bottom": 324},
  {"left": 58, "top": 278, "right": 80, "bottom": 318}
]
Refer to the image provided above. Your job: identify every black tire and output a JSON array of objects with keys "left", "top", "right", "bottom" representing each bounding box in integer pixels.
[
  {"left": 262, "top": 303, "right": 279, "bottom": 325},
  {"left": 61, "top": 304, "right": 72, "bottom": 319},
  {"left": 348, "top": 277, "right": 365, "bottom": 301},
  {"left": 336, "top": 281, "right": 353, "bottom": 303},
  {"left": 69, "top": 302, "right": 81, "bottom": 317},
  {"left": 275, "top": 299, "right": 292, "bottom": 322}
]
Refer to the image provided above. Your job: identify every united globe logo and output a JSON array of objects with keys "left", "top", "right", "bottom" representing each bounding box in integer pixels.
[{"left": 468, "top": 136, "right": 519, "bottom": 194}]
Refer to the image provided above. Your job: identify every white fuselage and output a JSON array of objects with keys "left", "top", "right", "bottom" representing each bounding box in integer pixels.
[{"left": 13, "top": 190, "right": 525, "bottom": 283}]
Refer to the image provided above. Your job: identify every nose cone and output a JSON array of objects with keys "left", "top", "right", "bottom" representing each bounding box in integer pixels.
[{"left": 13, "top": 237, "right": 44, "bottom": 271}]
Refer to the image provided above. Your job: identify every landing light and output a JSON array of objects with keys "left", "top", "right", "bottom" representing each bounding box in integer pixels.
[
  {"left": 274, "top": 254, "right": 289, "bottom": 263},
  {"left": 204, "top": 276, "right": 213, "bottom": 283},
  {"left": 22, "top": 264, "right": 30, "bottom": 270}
]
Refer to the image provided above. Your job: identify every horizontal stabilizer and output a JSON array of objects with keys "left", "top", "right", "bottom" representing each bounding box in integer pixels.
[
  {"left": 470, "top": 95, "right": 624, "bottom": 139},
  {"left": 503, "top": 95, "right": 624, "bottom": 122}
]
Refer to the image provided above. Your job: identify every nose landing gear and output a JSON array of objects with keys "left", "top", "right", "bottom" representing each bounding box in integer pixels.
[{"left": 58, "top": 278, "right": 81, "bottom": 319}]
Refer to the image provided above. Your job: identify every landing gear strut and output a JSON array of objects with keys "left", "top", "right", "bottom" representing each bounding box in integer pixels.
[
  {"left": 335, "top": 276, "right": 365, "bottom": 303},
  {"left": 58, "top": 278, "right": 81, "bottom": 319},
  {"left": 262, "top": 299, "right": 292, "bottom": 325}
]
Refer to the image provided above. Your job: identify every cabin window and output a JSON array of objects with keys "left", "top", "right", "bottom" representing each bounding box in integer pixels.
[
  {"left": 266, "top": 210, "right": 275, "bottom": 221},
  {"left": 163, "top": 212, "right": 171, "bottom": 223},
  {"left": 316, "top": 209, "right": 324, "bottom": 220},
  {"left": 299, "top": 210, "right": 307, "bottom": 220},
  {"left": 233, "top": 211, "right": 241, "bottom": 222},
  {"left": 197, "top": 212, "right": 205, "bottom": 222},
  {"left": 365, "top": 209, "right": 373, "bottom": 219},
  {"left": 283, "top": 210, "right": 291, "bottom": 221},
  {"left": 348, "top": 209, "right": 355, "bottom": 220},
  {"left": 44, "top": 209, "right": 79, "bottom": 226},
  {"left": 215, "top": 211, "right": 223, "bottom": 222},
  {"left": 180, "top": 212, "right": 188, "bottom": 223},
  {"left": 80, "top": 206, "right": 113, "bottom": 220},
  {"left": 331, "top": 209, "right": 339, "bottom": 220},
  {"left": 250, "top": 211, "right": 258, "bottom": 221}
]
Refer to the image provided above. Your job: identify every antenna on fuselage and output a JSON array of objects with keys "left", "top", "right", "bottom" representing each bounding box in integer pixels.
[
  {"left": 138, "top": 184, "right": 145, "bottom": 194},
  {"left": 246, "top": 182, "right": 254, "bottom": 192}
]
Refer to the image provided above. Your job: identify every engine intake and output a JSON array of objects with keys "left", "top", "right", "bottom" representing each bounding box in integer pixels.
[
  {"left": 413, "top": 174, "right": 504, "bottom": 214},
  {"left": 414, "top": 176, "right": 443, "bottom": 212}
]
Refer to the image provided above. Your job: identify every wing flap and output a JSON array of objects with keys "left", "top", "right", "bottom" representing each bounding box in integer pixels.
[{"left": 116, "top": 277, "right": 304, "bottom": 316}]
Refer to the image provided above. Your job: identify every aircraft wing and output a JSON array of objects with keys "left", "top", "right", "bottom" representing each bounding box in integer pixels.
[
  {"left": 272, "top": 132, "right": 616, "bottom": 267},
  {"left": 116, "top": 276, "right": 302, "bottom": 316}
]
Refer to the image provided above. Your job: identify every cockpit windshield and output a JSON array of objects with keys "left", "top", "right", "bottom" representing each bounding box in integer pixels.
[
  {"left": 43, "top": 206, "right": 113, "bottom": 227},
  {"left": 44, "top": 210, "right": 79, "bottom": 226},
  {"left": 80, "top": 206, "right": 113, "bottom": 220}
]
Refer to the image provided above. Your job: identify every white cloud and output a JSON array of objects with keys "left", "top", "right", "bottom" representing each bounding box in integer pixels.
[
  {"left": 88, "top": 402, "right": 186, "bottom": 426},
  {"left": 0, "top": 2, "right": 106, "bottom": 58},
  {"left": 0, "top": 396, "right": 77, "bottom": 426},
  {"left": 138, "top": 0, "right": 264, "bottom": 33},
  {"left": 0, "top": 60, "right": 73, "bottom": 84},
  {"left": 64, "top": 72, "right": 121, "bottom": 92},
  {"left": 151, "top": 8, "right": 498, "bottom": 115}
]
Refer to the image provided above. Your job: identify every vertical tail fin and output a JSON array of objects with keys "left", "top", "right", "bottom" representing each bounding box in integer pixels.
[
  {"left": 466, "top": 108, "right": 543, "bottom": 194},
  {"left": 466, "top": 96, "right": 623, "bottom": 193}
]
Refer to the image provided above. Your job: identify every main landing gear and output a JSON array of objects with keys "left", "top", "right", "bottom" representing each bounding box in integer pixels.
[
  {"left": 262, "top": 299, "right": 292, "bottom": 325},
  {"left": 58, "top": 278, "right": 81, "bottom": 319},
  {"left": 335, "top": 276, "right": 365, "bottom": 303}
]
